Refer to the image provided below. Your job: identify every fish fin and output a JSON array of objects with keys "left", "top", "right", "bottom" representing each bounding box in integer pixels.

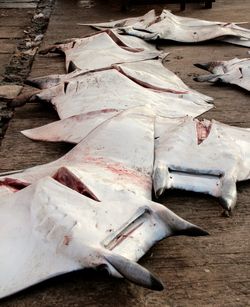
[
  {"left": 194, "top": 62, "right": 212, "bottom": 71},
  {"left": 8, "top": 91, "right": 39, "bottom": 108},
  {"left": 150, "top": 202, "right": 209, "bottom": 237},
  {"left": 219, "top": 177, "right": 237, "bottom": 214},
  {"left": 153, "top": 163, "right": 171, "bottom": 197},
  {"left": 194, "top": 73, "right": 221, "bottom": 83},
  {"left": 39, "top": 45, "right": 64, "bottom": 55},
  {"left": 25, "top": 76, "right": 61, "bottom": 90},
  {"left": 173, "top": 224, "right": 209, "bottom": 237},
  {"left": 104, "top": 252, "right": 164, "bottom": 291}
]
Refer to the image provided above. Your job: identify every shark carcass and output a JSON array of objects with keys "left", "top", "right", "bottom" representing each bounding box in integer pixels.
[{"left": 82, "top": 10, "right": 250, "bottom": 47}]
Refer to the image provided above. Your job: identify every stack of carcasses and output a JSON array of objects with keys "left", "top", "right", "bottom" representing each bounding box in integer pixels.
[{"left": 1, "top": 10, "right": 250, "bottom": 299}]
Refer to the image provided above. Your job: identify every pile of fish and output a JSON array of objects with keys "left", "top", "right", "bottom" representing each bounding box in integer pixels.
[
  {"left": 1, "top": 10, "right": 250, "bottom": 300},
  {"left": 82, "top": 10, "right": 250, "bottom": 47}
]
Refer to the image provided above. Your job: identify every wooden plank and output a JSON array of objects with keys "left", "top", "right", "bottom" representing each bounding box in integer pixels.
[
  {"left": 0, "top": 39, "right": 16, "bottom": 54},
  {"left": 0, "top": 3, "right": 37, "bottom": 9},
  {"left": 0, "top": 53, "right": 12, "bottom": 75},
  {"left": 0, "top": 26, "right": 24, "bottom": 38}
]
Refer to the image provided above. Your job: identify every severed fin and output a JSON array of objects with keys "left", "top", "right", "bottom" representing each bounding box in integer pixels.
[{"left": 104, "top": 252, "right": 164, "bottom": 291}]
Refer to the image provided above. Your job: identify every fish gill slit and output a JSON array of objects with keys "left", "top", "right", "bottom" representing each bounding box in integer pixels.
[{"left": 102, "top": 208, "right": 151, "bottom": 250}]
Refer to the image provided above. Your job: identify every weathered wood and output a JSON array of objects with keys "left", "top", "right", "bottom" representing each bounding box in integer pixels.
[
  {"left": 0, "top": 2, "right": 37, "bottom": 9},
  {"left": 0, "top": 0, "right": 250, "bottom": 306},
  {"left": 0, "top": 39, "right": 16, "bottom": 54},
  {"left": 0, "top": 54, "right": 12, "bottom": 75}
]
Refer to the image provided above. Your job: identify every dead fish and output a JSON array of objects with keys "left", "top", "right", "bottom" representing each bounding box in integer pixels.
[
  {"left": 0, "top": 107, "right": 155, "bottom": 199},
  {"left": 26, "top": 59, "right": 213, "bottom": 105},
  {"left": 0, "top": 176, "right": 208, "bottom": 298},
  {"left": 79, "top": 9, "right": 157, "bottom": 30},
  {"left": 85, "top": 10, "right": 250, "bottom": 47},
  {"left": 21, "top": 60, "right": 213, "bottom": 143},
  {"left": 194, "top": 57, "right": 250, "bottom": 91},
  {"left": 40, "top": 30, "right": 161, "bottom": 73},
  {"left": 30, "top": 68, "right": 212, "bottom": 120},
  {"left": 153, "top": 116, "right": 250, "bottom": 213}
]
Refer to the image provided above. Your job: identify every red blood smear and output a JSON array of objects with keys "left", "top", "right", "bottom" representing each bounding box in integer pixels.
[{"left": 0, "top": 178, "right": 29, "bottom": 191}]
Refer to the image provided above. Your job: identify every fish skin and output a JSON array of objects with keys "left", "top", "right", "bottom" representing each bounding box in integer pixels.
[
  {"left": 194, "top": 57, "right": 250, "bottom": 91},
  {"left": 39, "top": 30, "right": 161, "bottom": 73},
  {"left": 153, "top": 116, "right": 250, "bottom": 213},
  {"left": 21, "top": 109, "right": 120, "bottom": 144},
  {"left": 31, "top": 69, "right": 212, "bottom": 120},
  {"left": 26, "top": 59, "right": 213, "bottom": 105},
  {"left": 87, "top": 10, "right": 250, "bottom": 47},
  {"left": 0, "top": 107, "right": 155, "bottom": 200},
  {"left": 78, "top": 9, "right": 157, "bottom": 29},
  {"left": 21, "top": 60, "right": 213, "bottom": 144}
]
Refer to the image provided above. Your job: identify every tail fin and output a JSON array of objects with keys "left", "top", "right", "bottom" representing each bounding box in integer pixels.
[{"left": 104, "top": 252, "right": 164, "bottom": 291}]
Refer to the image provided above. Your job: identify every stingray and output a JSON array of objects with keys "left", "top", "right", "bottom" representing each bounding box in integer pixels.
[
  {"left": 28, "top": 68, "right": 212, "bottom": 120},
  {"left": 194, "top": 57, "right": 250, "bottom": 91},
  {"left": 0, "top": 175, "right": 208, "bottom": 299},
  {"left": 83, "top": 10, "right": 250, "bottom": 47},
  {"left": 40, "top": 30, "right": 161, "bottom": 73},
  {"left": 153, "top": 116, "right": 250, "bottom": 213},
  {"left": 0, "top": 107, "right": 155, "bottom": 199}
]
